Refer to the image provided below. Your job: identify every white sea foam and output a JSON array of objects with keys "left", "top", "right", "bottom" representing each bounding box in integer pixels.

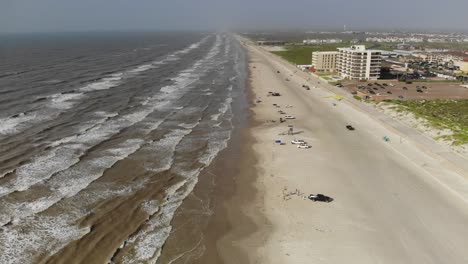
[
  {"left": 210, "top": 96, "right": 232, "bottom": 121},
  {"left": 0, "top": 147, "right": 81, "bottom": 197},
  {"left": 94, "top": 111, "right": 118, "bottom": 118},
  {"left": 0, "top": 139, "right": 145, "bottom": 225},
  {"left": 121, "top": 178, "right": 197, "bottom": 264},
  {"left": 0, "top": 113, "right": 39, "bottom": 135},
  {"left": 210, "top": 113, "right": 221, "bottom": 121},
  {"left": 0, "top": 169, "right": 14, "bottom": 180},
  {"left": 0, "top": 214, "right": 90, "bottom": 264},
  {"left": 143, "top": 127, "right": 195, "bottom": 173},
  {"left": 0, "top": 106, "right": 164, "bottom": 199},
  {"left": 48, "top": 92, "right": 85, "bottom": 109}
]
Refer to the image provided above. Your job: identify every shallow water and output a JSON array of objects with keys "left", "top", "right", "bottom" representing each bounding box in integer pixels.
[{"left": 0, "top": 31, "right": 247, "bottom": 263}]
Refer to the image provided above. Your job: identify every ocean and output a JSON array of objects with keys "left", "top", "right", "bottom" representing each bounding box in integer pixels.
[{"left": 0, "top": 32, "right": 247, "bottom": 263}]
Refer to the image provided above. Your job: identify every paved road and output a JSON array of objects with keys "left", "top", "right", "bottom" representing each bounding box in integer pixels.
[{"left": 246, "top": 40, "right": 468, "bottom": 263}]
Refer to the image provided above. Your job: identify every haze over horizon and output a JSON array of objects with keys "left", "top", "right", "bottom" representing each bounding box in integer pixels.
[{"left": 1, "top": 0, "right": 468, "bottom": 33}]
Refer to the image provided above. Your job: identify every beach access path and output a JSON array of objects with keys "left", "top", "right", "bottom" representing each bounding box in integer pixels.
[{"left": 234, "top": 37, "right": 468, "bottom": 264}]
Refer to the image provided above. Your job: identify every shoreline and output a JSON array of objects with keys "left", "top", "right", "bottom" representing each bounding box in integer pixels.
[
  {"left": 157, "top": 45, "right": 268, "bottom": 263},
  {"left": 159, "top": 35, "right": 468, "bottom": 264}
]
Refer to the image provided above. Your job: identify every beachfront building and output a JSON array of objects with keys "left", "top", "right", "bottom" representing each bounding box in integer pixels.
[
  {"left": 311, "top": 51, "right": 339, "bottom": 72},
  {"left": 336, "top": 45, "right": 382, "bottom": 80}
]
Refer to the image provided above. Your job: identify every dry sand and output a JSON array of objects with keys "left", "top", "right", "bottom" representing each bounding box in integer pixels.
[{"left": 222, "top": 37, "right": 468, "bottom": 264}]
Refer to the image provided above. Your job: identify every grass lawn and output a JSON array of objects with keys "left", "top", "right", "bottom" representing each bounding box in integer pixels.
[
  {"left": 271, "top": 44, "right": 344, "bottom": 65},
  {"left": 387, "top": 99, "right": 468, "bottom": 145}
]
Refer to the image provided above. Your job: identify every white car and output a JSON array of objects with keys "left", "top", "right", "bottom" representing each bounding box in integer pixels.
[
  {"left": 297, "top": 144, "right": 311, "bottom": 149},
  {"left": 284, "top": 115, "right": 295, "bottom": 119},
  {"left": 291, "top": 139, "right": 305, "bottom": 144}
]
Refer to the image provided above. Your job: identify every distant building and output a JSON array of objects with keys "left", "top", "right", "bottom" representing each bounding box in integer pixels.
[
  {"left": 312, "top": 51, "right": 339, "bottom": 72},
  {"left": 336, "top": 45, "right": 382, "bottom": 80},
  {"left": 427, "top": 38, "right": 448, "bottom": 43},
  {"left": 256, "top": 40, "right": 286, "bottom": 46},
  {"left": 454, "top": 60, "right": 468, "bottom": 73},
  {"left": 412, "top": 52, "right": 464, "bottom": 64},
  {"left": 365, "top": 37, "right": 423, "bottom": 43},
  {"left": 303, "top": 39, "right": 343, "bottom": 45}
]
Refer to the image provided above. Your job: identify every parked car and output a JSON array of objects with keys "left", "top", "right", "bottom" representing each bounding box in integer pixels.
[
  {"left": 308, "top": 194, "right": 333, "bottom": 202},
  {"left": 382, "top": 83, "right": 388, "bottom": 86},
  {"left": 346, "top": 125, "right": 355, "bottom": 130},
  {"left": 335, "top": 84, "right": 343, "bottom": 88},
  {"left": 387, "top": 91, "right": 392, "bottom": 94},
  {"left": 398, "top": 95, "right": 404, "bottom": 99},
  {"left": 403, "top": 87, "right": 408, "bottom": 90},
  {"left": 297, "top": 144, "right": 311, "bottom": 149},
  {"left": 284, "top": 115, "right": 295, "bottom": 119},
  {"left": 291, "top": 139, "right": 306, "bottom": 145},
  {"left": 368, "top": 83, "right": 373, "bottom": 86}
]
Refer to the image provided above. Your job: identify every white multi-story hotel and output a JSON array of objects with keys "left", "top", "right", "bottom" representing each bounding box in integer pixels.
[
  {"left": 336, "top": 45, "right": 381, "bottom": 80},
  {"left": 311, "top": 51, "right": 339, "bottom": 72}
]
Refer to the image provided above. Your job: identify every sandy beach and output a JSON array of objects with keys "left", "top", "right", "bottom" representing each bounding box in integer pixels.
[{"left": 213, "top": 37, "right": 468, "bottom": 264}]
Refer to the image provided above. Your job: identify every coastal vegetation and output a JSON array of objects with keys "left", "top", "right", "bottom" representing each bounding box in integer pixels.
[
  {"left": 387, "top": 99, "right": 468, "bottom": 145},
  {"left": 272, "top": 44, "right": 343, "bottom": 65}
]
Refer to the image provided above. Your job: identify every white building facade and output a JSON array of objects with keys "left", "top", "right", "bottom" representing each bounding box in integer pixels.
[{"left": 336, "top": 45, "right": 381, "bottom": 80}]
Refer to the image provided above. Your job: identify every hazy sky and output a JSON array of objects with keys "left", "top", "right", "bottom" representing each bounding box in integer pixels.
[{"left": 1, "top": 0, "right": 467, "bottom": 33}]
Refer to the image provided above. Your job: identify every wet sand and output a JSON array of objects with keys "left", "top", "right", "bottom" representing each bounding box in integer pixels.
[{"left": 157, "top": 53, "right": 268, "bottom": 263}]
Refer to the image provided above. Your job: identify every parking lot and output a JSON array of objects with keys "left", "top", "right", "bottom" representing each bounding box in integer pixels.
[{"left": 341, "top": 80, "right": 468, "bottom": 100}]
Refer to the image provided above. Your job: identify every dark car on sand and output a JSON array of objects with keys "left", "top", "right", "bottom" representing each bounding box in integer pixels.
[{"left": 308, "top": 194, "right": 333, "bottom": 202}]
